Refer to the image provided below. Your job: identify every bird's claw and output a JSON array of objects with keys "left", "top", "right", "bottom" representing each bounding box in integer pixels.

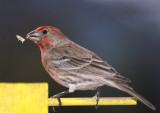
[
  {"left": 93, "top": 87, "right": 101, "bottom": 109},
  {"left": 50, "top": 90, "right": 69, "bottom": 111},
  {"left": 93, "top": 95, "right": 99, "bottom": 109},
  {"left": 50, "top": 94, "right": 62, "bottom": 106},
  {"left": 50, "top": 94, "right": 62, "bottom": 112},
  {"left": 52, "top": 106, "right": 56, "bottom": 112}
]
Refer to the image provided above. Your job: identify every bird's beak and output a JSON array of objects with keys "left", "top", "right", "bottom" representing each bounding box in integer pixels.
[{"left": 26, "top": 30, "right": 40, "bottom": 43}]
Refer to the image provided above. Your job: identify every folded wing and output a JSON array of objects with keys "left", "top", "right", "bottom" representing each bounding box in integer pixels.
[{"left": 45, "top": 43, "right": 130, "bottom": 82}]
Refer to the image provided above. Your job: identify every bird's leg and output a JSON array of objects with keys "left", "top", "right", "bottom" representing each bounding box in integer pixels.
[
  {"left": 93, "top": 87, "right": 101, "bottom": 109},
  {"left": 50, "top": 84, "right": 76, "bottom": 111},
  {"left": 50, "top": 90, "right": 69, "bottom": 106},
  {"left": 50, "top": 90, "right": 69, "bottom": 111}
]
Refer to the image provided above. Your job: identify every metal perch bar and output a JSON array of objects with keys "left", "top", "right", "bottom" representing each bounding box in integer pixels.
[{"left": 48, "top": 97, "right": 137, "bottom": 106}]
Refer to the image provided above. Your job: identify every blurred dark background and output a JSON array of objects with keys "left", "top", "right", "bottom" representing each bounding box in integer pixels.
[{"left": 0, "top": 0, "right": 159, "bottom": 113}]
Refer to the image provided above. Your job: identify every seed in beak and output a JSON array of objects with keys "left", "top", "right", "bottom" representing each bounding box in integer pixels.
[{"left": 16, "top": 35, "right": 25, "bottom": 43}]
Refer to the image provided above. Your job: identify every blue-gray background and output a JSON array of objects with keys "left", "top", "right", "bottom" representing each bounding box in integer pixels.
[{"left": 0, "top": 0, "right": 159, "bottom": 113}]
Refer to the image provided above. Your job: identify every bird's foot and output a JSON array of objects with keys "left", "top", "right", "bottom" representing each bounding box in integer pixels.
[
  {"left": 93, "top": 95, "right": 99, "bottom": 109},
  {"left": 50, "top": 94, "right": 62, "bottom": 112},
  {"left": 93, "top": 87, "right": 101, "bottom": 109},
  {"left": 50, "top": 94, "right": 62, "bottom": 107},
  {"left": 50, "top": 91, "right": 69, "bottom": 111}
]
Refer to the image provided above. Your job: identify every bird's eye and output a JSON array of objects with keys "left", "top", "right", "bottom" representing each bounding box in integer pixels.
[{"left": 42, "top": 30, "right": 48, "bottom": 34}]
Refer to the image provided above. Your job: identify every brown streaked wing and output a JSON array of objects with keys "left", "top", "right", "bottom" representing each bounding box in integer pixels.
[{"left": 45, "top": 43, "right": 130, "bottom": 82}]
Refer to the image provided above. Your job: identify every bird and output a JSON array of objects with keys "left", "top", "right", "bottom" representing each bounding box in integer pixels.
[{"left": 26, "top": 26, "right": 156, "bottom": 110}]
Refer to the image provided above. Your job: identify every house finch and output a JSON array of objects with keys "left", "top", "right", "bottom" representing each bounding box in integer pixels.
[{"left": 26, "top": 26, "right": 156, "bottom": 110}]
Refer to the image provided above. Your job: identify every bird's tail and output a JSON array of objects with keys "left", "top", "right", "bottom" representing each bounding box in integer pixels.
[
  {"left": 100, "top": 79, "right": 156, "bottom": 110},
  {"left": 121, "top": 83, "right": 156, "bottom": 110},
  {"left": 117, "top": 83, "right": 156, "bottom": 110}
]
